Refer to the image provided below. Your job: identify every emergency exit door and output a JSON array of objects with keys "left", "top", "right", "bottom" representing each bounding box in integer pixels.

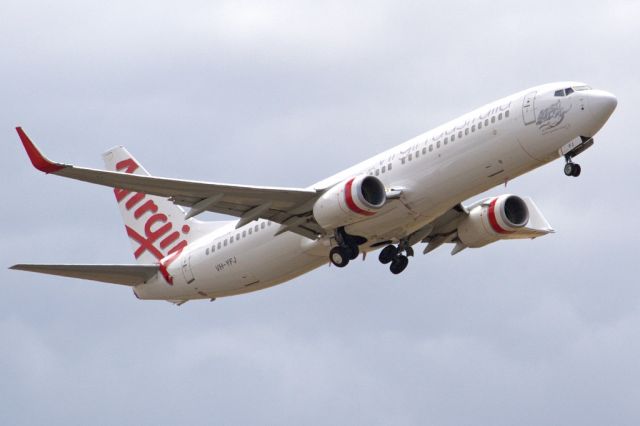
[{"left": 182, "top": 256, "right": 195, "bottom": 284}]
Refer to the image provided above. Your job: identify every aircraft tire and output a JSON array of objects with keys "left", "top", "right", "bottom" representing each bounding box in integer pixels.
[
  {"left": 346, "top": 244, "right": 360, "bottom": 260},
  {"left": 379, "top": 245, "right": 398, "bottom": 264},
  {"left": 390, "top": 255, "right": 409, "bottom": 274},
  {"left": 564, "top": 163, "right": 574, "bottom": 176},
  {"left": 572, "top": 164, "right": 581, "bottom": 177},
  {"left": 330, "top": 247, "right": 350, "bottom": 268}
]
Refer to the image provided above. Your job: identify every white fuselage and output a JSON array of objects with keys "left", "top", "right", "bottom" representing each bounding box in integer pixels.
[{"left": 133, "top": 82, "right": 615, "bottom": 301}]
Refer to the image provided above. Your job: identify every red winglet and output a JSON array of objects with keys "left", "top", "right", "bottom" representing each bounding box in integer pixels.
[{"left": 16, "top": 127, "right": 65, "bottom": 174}]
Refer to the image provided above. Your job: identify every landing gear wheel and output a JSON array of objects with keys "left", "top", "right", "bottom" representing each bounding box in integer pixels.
[
  {"left": 571, "top": 164, "right": 581, "bottom": 177},
  {"left": 345, "top": 244, "right": 359, "bottom": 260},
  {"left": 330, "top": 247, "right": 349, "bottom": 268},
  {"left": 564, "top": 162, "right": 581, "bottom": 177},
  {"left": 379, "top": 245, "right": 398, "bottom": 264},
  {"left": 564, "top": 162, "right": 575, "bottom": 176},
  {"left": 390, "top": 255, "right": 409, "bottom": 275}
]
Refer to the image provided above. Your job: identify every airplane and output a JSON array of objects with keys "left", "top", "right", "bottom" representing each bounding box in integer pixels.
[{"left": 10, "top": 81, "right": 617, "bottom": 304}]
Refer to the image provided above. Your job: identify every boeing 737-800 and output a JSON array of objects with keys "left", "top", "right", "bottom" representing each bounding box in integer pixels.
[{"left": 11, "top": 82, "right": 617, "bottom": 304}]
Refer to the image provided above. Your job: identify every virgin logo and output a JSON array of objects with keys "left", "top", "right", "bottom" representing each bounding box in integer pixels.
[{"left": 114, "top": 158, "right": 189, "bottom": 284}]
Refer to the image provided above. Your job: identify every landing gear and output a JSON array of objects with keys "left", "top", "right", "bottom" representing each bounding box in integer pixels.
[
  {"left": 378, "top": 245, "right": 397, "bottom": 264},
  {"left": 378, "top": 240, "right": 413, "bottom": 274},
  {"left": 561, "top": 136, "right": 592, "bottom": 178},
  {"left": 390, "top": 255, "right": 409, "bottom": 274},
  {"left": 330, "top": 247, "right": 350, "bottom": 268},
  {"left": 564, "top": 159, "right": 581, "bottom": 177},
  {"left": 329, "top": 227, "right": 366, "bottom": 268}
]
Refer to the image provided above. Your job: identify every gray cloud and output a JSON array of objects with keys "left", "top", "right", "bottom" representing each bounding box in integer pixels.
[{"left": 1, "top": 0, "right": 639, "bottom": 425}]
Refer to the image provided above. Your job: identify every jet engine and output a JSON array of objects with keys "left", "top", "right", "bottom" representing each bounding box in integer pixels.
[
  {"left": 457, "top": 194, "right": 530, "bottom": 248},
  {"left": 313, "top": 175, "right": 386, "bottom": 229}
]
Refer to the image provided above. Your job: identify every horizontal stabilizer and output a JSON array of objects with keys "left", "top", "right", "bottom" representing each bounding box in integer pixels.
[{"left": 10, "top": 264, "right": 159, "bottom": 286}]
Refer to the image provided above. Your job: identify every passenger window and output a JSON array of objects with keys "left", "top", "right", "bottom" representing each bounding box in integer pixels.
[
  {"left": 236, "top": 233, "right": 240, "bottom": 240},
  {"left": 268, "top": 221, "right": 272, "bottom": 226},
  {"left": 491, "top": 116, "right": 495, "bottom": 123},
  {"left": 485, "top": 119, "right": 489, "bottom": 126},
  {"left": 444, "top": 138, "right": 448, "bottom": 145},
  {"left": 478, "top": 121, "right": 482, "bottom": 129},
  {"left": 437, "top": 141, "right": 441, "bottom": 148},
  {"left": 429, "top": 144, "right": 433, "bottom": 152},
  {"left": 206, "top": 248, "right": 209, "bottom": 255},
  {"left": 464, "top": 128, "right": 469, "bottom": 135},
  {"left": 458, "top": 131, "right": 462, "bottom": 138},
  {"left": 422, "top": 147, "right": 426, "bottom": 155},
  {"left": 505, "top": 110, "right": 510, "bottom": 118},
  {"left": 375, "top": 169, "right": 379, "bottom": 176},
  {"left": 230, "top": 236, "right": 234, "bottom": 243},
  {"left": 212, "top": 246, "right": 215, "bottom": 253},
  {"left": 450, "top": 134, "right": 455, "bottom": 142},
  {"left": 498, "top": 113, "right": 502, "bottom": 120},
  {"left": 242, "top": 230, "right": 246, "bottom": 237},
  {"left": 224, "top": 239, "right": 228, "bottom": 247},
  {"left": 261, "top": 222, "right": 265, "bottom": 229},
  {"left": 217, "top": 242, "right": 221, "bottom": 249},
  {"left": 381, "top": 165, "right": 386, "bottom": 173},
  {"left": 388, "top": 163, "right": 392, "bottom": 171},
  {"left": 472, "top": 125, "right": 476, "bottom": 132},
  {"left": 254, "top": 225, "right": 259, "bottom": 232},
  {"left": 249, "top": 228, "right": 252, "bottom": 235},
  {"left": 408, "top": 153, "right": 412, "bottom": 161},
  {"left": 415, "top": 150, "right": 419, "bottom": 158}
]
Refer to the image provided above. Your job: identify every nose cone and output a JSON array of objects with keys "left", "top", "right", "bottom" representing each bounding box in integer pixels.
[
  {"left": 584, "top": 90, "right": 617, "bottom": 136},
  {"left": 590, "top": 90, "right": 617, "bottom": 123}
]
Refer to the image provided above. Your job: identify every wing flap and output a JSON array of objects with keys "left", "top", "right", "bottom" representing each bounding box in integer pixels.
[{"left": 10, "top": 264, "right": 159, "bottom": 286}]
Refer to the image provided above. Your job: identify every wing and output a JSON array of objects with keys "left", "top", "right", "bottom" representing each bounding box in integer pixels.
[
  {"left": 10, "top": 264, "right": 159, "bottom": 286},
  {"left": 405, "top": 197, "right": 553, "bottom": 255},
  {"left": 16, "top": 128, "right": 324, "bottom": 239}
]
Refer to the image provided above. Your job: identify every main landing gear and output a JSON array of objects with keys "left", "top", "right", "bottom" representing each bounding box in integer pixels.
[
  {"left": 378, "top": 240, "right": 413, "bottom": 274},
  {"left": 329, "top": 227, "right": 366, "bottom": 268}
]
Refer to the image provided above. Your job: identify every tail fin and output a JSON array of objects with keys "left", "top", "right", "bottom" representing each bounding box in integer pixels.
[{"left": 102, "top": 147, "right": 223, "bottom": 264}]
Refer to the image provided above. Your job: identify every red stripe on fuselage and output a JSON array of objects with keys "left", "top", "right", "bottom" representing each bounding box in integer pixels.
[{"left": 344, "top": 178, "right": 375, "bottom": 216}]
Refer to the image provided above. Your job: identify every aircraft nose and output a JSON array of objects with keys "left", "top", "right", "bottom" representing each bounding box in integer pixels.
[{"left": 589, "top": 90, "right": 618, "bottom": 123}]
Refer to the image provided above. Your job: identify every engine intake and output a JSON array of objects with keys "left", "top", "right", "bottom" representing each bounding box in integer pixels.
[
  {"left": 457, "top": 195, "right": 530, "bottom": 247},
  {"left": 313, "top": 175, "right": 386, "bottom": 229}
]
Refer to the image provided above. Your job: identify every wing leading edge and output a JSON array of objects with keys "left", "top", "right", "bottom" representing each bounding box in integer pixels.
[
  {"left": 10, "top": 264, "right": 159, "bottom": 286},
  {"left": 16, "top": 127, "right": 324, "bottom": 239}
]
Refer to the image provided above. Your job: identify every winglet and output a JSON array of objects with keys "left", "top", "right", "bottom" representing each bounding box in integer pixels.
[{"left": 16, "top": 127, "right": 66, "bottom": 174}]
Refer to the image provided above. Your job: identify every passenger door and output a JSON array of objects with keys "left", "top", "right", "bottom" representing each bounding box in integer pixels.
[{"left": 522, "top": 91, "right": 537, "bottom": 125}]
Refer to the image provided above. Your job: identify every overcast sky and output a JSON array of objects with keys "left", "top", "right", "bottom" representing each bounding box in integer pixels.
[{"left": 1, "top": 1, "right": 639, "bottom": 425}]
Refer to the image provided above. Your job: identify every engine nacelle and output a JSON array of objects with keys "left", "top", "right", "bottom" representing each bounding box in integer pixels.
[
  {"left": 457, "top": 195, "right": 530, "bottom": 248},
  {"left": 313, "top": 175, "right": 386, "bottom": 229}
]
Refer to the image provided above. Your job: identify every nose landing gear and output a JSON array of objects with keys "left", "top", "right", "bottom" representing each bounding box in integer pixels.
[
  {"left": 561, "top": 136, "right": 593, "bottom": 177},
  {"left": 564, "top": 159, "right": 581, "bottom": 177},
  {"left": 378, "top": 240, "right": 413, "bottom": 274}
]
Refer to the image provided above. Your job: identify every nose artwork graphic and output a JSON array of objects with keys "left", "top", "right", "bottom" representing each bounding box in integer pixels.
[{"left": 536, "top": 101, "right": 571, "bottom": 132}]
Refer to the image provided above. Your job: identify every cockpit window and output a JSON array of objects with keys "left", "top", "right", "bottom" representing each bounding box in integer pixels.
[{"left": 555, "top": 86, "right": 582, "bottom": 97}]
